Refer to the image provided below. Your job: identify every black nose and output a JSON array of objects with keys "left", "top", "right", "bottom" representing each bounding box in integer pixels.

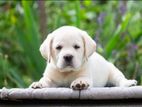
[{"left": 64, "top": 55, "right": 73, "bottom": 62}]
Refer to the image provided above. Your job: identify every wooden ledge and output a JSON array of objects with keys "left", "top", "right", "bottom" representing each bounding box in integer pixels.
[
  {"left": 1, "top": 86, "right": 142, "bottom": 106},
  {"left": 0, "top": 86, "right": 142, "bottom": 100}
]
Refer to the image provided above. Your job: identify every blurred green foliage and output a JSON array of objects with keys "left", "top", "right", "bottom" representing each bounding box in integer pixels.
[{"left": 0, "top": 0, "right": 142, "bottom": 88}]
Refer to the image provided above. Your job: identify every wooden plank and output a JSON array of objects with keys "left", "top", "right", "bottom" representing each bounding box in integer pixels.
[{"left": 0, "top": 86, "right": 142, "bottom": 106}]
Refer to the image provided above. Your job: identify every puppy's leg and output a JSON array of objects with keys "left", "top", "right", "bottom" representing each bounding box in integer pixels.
[
  {"left": 29, "top": 77, "right": 56, "bottom": 88},
  {"left": 70, "top": 77, "right": 93, "bottom": 90},
  {"left": 108, "top": 63, "right": 137, "bottom": 87}
]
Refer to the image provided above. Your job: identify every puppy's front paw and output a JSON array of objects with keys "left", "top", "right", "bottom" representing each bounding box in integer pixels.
[
  {"left": 29, "top": 82, "right": 43, "bottom": 89},
  {"left": 71, "top": 80, "right": 90, "bottom": 90},
  {"left": 120, "top": 80, "right": 137, "bottom": 87}
]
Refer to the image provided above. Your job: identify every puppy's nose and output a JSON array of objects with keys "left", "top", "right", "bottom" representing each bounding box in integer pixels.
[{"left": 64, "top": 55, "right": 73, "bottom": 62}]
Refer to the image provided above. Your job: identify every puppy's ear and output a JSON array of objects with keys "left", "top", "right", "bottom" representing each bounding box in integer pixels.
[
  {"left": 81, "top": 31, "right": 96, "bottom": 60},
  {"left": 39, "top": 34, "right": 53, "bottom": 63}
]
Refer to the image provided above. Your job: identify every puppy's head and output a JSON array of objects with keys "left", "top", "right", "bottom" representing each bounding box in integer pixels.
[{"left": 40, "top": 26, "right": 96, "bottom": 72}]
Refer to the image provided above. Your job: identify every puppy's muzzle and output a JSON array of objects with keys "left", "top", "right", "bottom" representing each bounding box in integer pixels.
[{"left": 63, "top": 54, "right": 73, "bottom": 66}]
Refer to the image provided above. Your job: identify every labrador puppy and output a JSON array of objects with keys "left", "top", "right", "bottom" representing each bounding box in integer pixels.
[{"left": 30, "top": 26, "right": 137, "bottom": 90}]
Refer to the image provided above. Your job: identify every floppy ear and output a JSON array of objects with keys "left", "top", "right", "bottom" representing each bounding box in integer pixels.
[
  {"left": 81, "top": 31, "right": 96, "bottom": 60},
  {"left": 39, "top": 33, "right": 53, "bottom": 63}
]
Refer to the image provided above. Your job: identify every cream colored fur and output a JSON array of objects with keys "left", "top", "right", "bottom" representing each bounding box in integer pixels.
[{"left": 30, "top": 26, "right": 137, "bottom": 90}]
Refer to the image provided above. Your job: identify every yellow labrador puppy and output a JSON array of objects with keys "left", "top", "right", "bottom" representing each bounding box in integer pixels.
[{"left": 30, "top": 26, "right": 137, "bottom": 90}]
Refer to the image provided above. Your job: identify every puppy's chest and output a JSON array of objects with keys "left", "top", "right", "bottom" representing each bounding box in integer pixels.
[{"left": 53, "top": 72, "right": 78, "bottom": 87}]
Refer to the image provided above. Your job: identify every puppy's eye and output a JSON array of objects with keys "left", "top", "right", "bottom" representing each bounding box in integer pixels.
[
  {"left": 74, "top": 45, "right": 80, "bottom": 49},
  {"left": 56, "top": 45, "right": 62, "bottom": 50}
]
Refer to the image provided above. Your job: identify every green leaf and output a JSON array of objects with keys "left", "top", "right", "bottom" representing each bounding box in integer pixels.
[{"left": 105, "top": 13, "right": 131, "bottom": 58}]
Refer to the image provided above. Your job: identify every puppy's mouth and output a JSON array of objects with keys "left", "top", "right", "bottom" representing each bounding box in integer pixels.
[
  {"left": 64, "top": 63, "right": 74, "bottom": 68},
  {"left": 60, "top": 62, "right": 75, "bottom": 70},
  {"left": 59, "top": 64, "right": 75, "bottom": 72},
  {"left": 58, "top": 62, "right": 81, "bottom": 72}
]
